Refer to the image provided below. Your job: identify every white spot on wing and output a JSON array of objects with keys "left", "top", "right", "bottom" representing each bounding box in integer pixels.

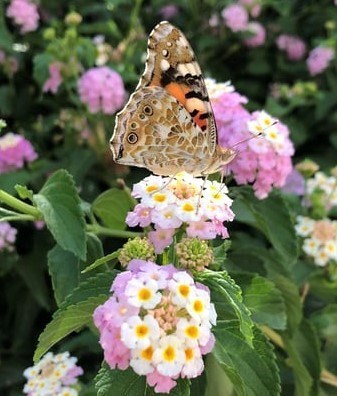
[{"left": 161, "top": 59, "right": 170, "bottom": 71}]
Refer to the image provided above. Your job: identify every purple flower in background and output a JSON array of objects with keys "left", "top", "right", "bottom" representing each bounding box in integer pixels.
[
  {"left": 78, "top": 66, "right": 126, "bottom": 114},
  {"left": 306, "top": 47, "right": 335, "bottom": 75},
  {"left": 6, "top": 0, "right": 39, "bottom": 34},
  {"left": 281, "top": 169, "right": 306, "bottom": 195},
  {"left": 276, "top": 34, "right": 307, "bottom": 61},
  {"left": 221, "top": 4, "right": 249, "bottom": 32},
  {"left": 159, "top": 4, "right": 179, "bottom": 20},
  {"left": 0, "top": 133, "right": 37, "bottom": 173},
  {"left": 0, "top": 222, "right": 17, "bottom": 252},
  {"left": 43, "top": 62, "right": 63, "bottom": 94},
  {"left": 244, "top": 22, "right": 266, "bottom": 47}
]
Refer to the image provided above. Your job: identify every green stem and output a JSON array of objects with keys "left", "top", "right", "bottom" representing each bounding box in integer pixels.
[
  {"left": 0, "top": 215, "right": 36, "bottom": 222},
  {"left": 86, "top": 224, "right": 143, "bottom": 238},
  {"left": 0, "top": 190, "right": 40, "bottom": 218}
]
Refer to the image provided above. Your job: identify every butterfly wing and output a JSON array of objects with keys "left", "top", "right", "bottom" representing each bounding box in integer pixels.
[
  {"left": 111, "top": 86, "right": 213, "bottom": 176},
  {"left": 137, "top": 21, "right": 218, "bottom": 154}
]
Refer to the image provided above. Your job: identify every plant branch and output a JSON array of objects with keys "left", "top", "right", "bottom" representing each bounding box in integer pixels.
[
  {"left": 86, "top": 224, "right": 143, "bottom": 238},
  {"left": 0, "top": 190, "right": 40, "bottom": 218}
]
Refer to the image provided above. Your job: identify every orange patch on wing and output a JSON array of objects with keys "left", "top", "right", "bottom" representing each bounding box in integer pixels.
[{"left": 165, "top": 82, "right": 189, "bottom": 106}]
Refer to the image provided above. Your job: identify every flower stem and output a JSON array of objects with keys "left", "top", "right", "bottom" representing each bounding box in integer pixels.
[
  {"left": 0, "top": 189, "right": 40, "bottom": 218},
  {"left": 86, "top": 224, "right": 143, "bottom": 238},
  {"left": 260, "top": 325, "right": 337, "bottom": 388}
]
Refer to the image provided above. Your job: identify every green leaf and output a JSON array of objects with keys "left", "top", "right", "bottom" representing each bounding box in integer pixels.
[
  {"left": 34, "top": 271, "right": 116, "bottom": 361},
  {"left": 311, "top": 304, "right": 337, "bottom": 345},
  {"left": 95, "top": 364, "right": 190, "bottom": 396},
  {"left": 34, "top": 294, "right": 106, "bottom": 362},
  {"left": 92, "top": 188, "right": 134, "bottom": 230},
  {"left": 82, "top": 250, "right": 120, "bottom": 274},
  {"left": 232, "top": 188, "right": 298, "bottom": 269},
  {"left": 48, "top": 245, "right": 80, "bottom": 306},
  {"left": 234, "top": 273, "right": 287, "bottom": 330},
  {"left": 282, "top": 319, "right": 321, "bottom": 396},
  {"left": 196, "top": 270, "right": 254, "bottom": 346},
  {"left": 271, "top": 275, "right": 302, "bottom": 334},
  {"left": 33, "top": 169, "right": 86, "bottom": 260},
  {"left": 33, "top": 53, "right": 54, "bottom": 86},
  {"left": 212, "top": 321, "right": 280, "bottom": 396}
]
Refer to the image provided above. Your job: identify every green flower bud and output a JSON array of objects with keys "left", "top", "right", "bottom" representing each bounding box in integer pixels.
[
  {"left": 43, "top": 28, "right": 56, "bottom": 41},
  {"left": 295, "top": 159, "right": 319, "bottom": 179},
  {"left": 65, "top": 11, "right": 83, "bottom": 26},
  {"left": 175, "top": 237, "right": 213, "bottom": 271},
  {"left": 119, "top": 237, "right": 155, "bottom": 267}
]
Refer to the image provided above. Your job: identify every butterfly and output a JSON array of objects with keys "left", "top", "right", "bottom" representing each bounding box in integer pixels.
[{"left": 110, "top": 21, "right": 236, "bottom": 177}]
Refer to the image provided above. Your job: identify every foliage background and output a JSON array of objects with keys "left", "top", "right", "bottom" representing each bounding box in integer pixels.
[{"left": 1, "top": 0, "right": 337, "bottom": 395}]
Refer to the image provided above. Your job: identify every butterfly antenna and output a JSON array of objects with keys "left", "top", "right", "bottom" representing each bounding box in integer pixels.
[
  {"left": 196, "top": 175, "right": 208, "bottom": 215},
  {"left": 229, "top": 120, "right": 278, "bottom": 150}
]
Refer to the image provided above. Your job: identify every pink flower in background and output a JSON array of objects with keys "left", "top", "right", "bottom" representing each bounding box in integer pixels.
[
  {"left": 239, "top": 0, "right": 262, "bottom": 17},
  {"left": 43, "top": 62, "right": 63, "bottom": 94},
  {"left": 276, "top": 34, "right": 307, "bottom": 61},
  {"left": 306, "top": 47, "right": 335, "bottom": 75},
  {"left": 6, "top": 0, "right": 39, "bottom": 34},
  {"left": 159, "top": 4, "right": 179, "bottom": 19},
  {"left": 281, "top": 169, "right": 306, "bottom": 195},
  {"left": 208, "top": 79, "right": 294, "bottom": 199},
  {"left": 244, "top": 22, "right": 266, "bottom": 47},
  {"left": 78, "top": 66, "right": 126, "bottom": 114},
  {"left": 0, "top": 222, "right": 17, "bottom": 252},
  {"left": 221, "top": 4, "right": 249, "bottom": 32},
  {"left": 0, "top": 133, "right": 37, "bottom": 173}
]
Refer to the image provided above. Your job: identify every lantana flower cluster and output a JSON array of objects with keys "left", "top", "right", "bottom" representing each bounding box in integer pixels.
[
  {"left": 126, "top": 173, "right": 234, "bottom": 253},
  {"left": 295, "top": 216, "right": 337, "bottom": 267},
  {"left": 207, "top": 79, "right": 294, "bottom": 199},
  {"left": 23, "top": 351, "right": 83, "bottom": 396},
  {"left": 0, "top": 222, "right": 17, "bottom": 252},
  {"left": 6, "top": 0, "right": 39, "bottom": 34},
  {"left": 78, "top": 66, "right": 126, "bottom": 114},
  {"left": 305, "top": 171, "right": 337, "bottom": 212},
  {"left": 0, "top": 132, "right": 37, "bottom": 173},
  {"left": 93, "top": 259, "right": 216, "bottom": 394}
]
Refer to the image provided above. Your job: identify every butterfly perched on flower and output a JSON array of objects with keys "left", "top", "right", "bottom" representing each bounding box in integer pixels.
[{"left": 110, "top": 21, "right": 236, "bottom": 176}]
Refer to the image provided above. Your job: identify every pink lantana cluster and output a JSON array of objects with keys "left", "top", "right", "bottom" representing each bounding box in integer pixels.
[
  {"left": 276, "top": 34, "right": 307, "bottom": 61},
  {"left": 23, "top": 351, "right": 83, "bottom": 395},
  {"left": 0, "top": 133, "right": 37, "bottom": 173},
  {"left": 206, "top": 79, "right": 294, "bottom": 199},
  {"left": 126, "top": 173, "right": 234, "bottom": 253},
  {"left": 43, "top": 63, "right": 63, "bottom": 94},
  {"left": 0, "top": 222, "right": 17, "bottom": 252},
  {"left": 78, "top": 66, "right": 126, "bottom": 114},
  {"left": 93, "top": 259, "right": 216, "bottom": 394},
  {"left": 306, "top": 47, "right": 335, "bottom": 76},
  {"left": 220, "top": 2, "right": 265, "bottom": 47},
  {"left": 6, "top": 0, "right": 39, "bottom": 34}
]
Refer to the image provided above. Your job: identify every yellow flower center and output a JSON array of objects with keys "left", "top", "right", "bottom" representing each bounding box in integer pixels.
[
  {"left": 178, "top": 284, "right": 190, "bottom": 297},
  {"left": 182, "top": 202, "right": 195, "bottom": 212},
  {"left": 186, "top": 325, "right": 199, "bottom": 339},
  {"left": 141, "top": 346, "right": 154, "bottom": 361},
  {"left": 146, "top": 185, "right": 158, "bottom": 193},
  {"left": 163, "top": 346, "right": 176, "bottom": 362},
  {"left": 138, "top": 288, "right": 151, "bottom": 301},
  {"left": 185, "top": 348, "right": 194, "bottom": 361},
  {"left": 193, "top": 299, "right": 204, "bottom": 313},
  {"left": 135, "top": 324, "right": 149, "bottom": 338},
  {"left": 153, "top": 193, "right": 166, "bottom": 203}
]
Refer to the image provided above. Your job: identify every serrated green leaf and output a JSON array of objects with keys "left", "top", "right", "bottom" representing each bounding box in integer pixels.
[
  {"left": 95, "top": 364, "right": 190, "bottom": 396},
  {"left": 196, "top": 270, "right": 254, "bottom": 346},
  {"left": 48, "top": 245, "right": 80, "bottom": 306},
  {"left": 212, "top": 321, "right": 280, "bottom": 396},
  {"left": 234, "top": 273, "right": 287, "bottom": 330},
  {"left": 282, "top": 319, "right": 321, "bottom": 396},
  {"left": 34, "top": 294, "right": 107, "bottom": 362},
  {"left": 232, "top": 188, "right": 298, "bottom": 269},
  {"left": 33, "top": 169, "right": 86, "bottom": 260},
  {"left": 92, "top": 188, "right": 134, "bottom": 230}
]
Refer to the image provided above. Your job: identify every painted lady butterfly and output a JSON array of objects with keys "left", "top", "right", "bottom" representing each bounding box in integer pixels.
[{"left": 110, "top": 21, "right": 236, "bottom": 176}]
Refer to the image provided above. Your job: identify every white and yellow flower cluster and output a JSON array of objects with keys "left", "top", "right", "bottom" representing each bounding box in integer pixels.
[
  {"left": 306, "top": 171, "right": 337, "bottom": 210},
  {"left": 23, "top": 351, "right": 83, "bottom": 396},
  {"left": 295, "top": 216, "right": 337, "bottom": 266},
  {"left": 93, "top": 259, "right": 217, "bottom": 394}
]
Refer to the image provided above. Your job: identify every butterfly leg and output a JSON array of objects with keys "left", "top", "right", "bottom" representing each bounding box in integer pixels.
[{"left": 196, "top": 174, "right": 209, "bottom": 215}]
